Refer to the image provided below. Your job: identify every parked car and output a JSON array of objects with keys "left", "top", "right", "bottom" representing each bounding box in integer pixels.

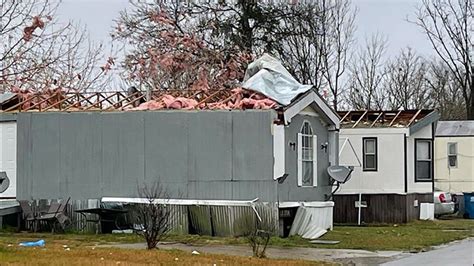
[{"left": 433, "top": 191, "right": 456, "bottom": 217}]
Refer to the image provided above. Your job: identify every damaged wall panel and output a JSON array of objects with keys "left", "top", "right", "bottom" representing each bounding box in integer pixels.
[{"left": 17, "top": 110, "right": 276, "bottom": 201}]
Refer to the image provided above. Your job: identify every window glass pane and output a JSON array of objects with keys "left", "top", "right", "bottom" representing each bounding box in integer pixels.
[
  {"left": 416, "top": 161, "right": 431, "bottom": 179},
  {"left": 365, "top": 155, "right": 376, "bottom": 169},
  {"left": 302, "top": 148, "right": 312, "bottom": 160},
  {"left": 302, "top": 161, "right": 313, "bottom": 186},
  {"left": 448, "top": 155, "right": 457, "bottom": 167},
  {"left": 416, "top": 141, "right": 430, "bottom": 160},
  {"left": 365, "top": 139, "right": 375, "bottom": 154},
  {"left": 448, "top": 143, "right": 457, "bottom": 155},
  {"left": 302, "top": 122, "right": 313, "bottom": 135}
]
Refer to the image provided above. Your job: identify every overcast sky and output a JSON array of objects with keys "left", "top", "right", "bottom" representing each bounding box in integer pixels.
[{"left": 57, "top": 0, "right": 434, "bottom": 58}]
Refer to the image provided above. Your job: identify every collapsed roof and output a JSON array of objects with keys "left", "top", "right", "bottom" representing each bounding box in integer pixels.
[
  {"left": 0, "top": 54, "right": 314, "bottom": 113},
  {"left": 338, "top": 110, "right": 438, "bottom": 129}
]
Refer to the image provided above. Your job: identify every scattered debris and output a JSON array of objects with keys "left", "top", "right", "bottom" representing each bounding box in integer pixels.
[
  {"left": 112, "top": 229, "right": 133, "bottom": 234},
  {"left": 310, "top": 240, "right": 341, "bottom": 245},
  {"left": 19, "top": 239, "right": 45, "bottom": 247},
  {"left": 191, "top": 250, "right": 200, "bottom": 255},
  {"left": 65, "top": 248, "right": 71, "bottom": 251},
  {"left": 174, "top": 258, "right": 179, "bottom": 261}
]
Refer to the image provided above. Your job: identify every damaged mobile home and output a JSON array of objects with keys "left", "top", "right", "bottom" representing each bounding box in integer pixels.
[
  {"left": 1, "top": 55, "right": 343, "bottom": 237},
  {"left": 336, "top": 110, "right": 440, "bottom": 224}
]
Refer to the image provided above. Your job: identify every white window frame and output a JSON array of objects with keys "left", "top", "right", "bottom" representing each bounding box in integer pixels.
[
  {"left": 447, "top": 142, "right": 458, "bottom": 168},
  {"left": 297, "top": 121, "right": 318, "bottom": 187}
]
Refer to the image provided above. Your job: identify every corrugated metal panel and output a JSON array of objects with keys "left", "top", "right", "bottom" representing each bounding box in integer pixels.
[
  {"left": 289, "top": 204, "right": 334, "bottom": 239},
  {"left": 188, "top": 205, "right": 212, "bottom": 235},
  {"left": 17, "top": 111, "right": 276, "bottom": 202},
  {"left": 168, "top": 205, "right": 188, "bottom": 234}
]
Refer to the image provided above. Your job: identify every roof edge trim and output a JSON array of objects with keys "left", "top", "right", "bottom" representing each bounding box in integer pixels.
[{"left": 283, "top": 90, "right": 339, "bottom": 128}]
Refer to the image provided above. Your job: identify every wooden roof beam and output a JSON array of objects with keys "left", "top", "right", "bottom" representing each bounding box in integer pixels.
[
  {"left": 370, "top": 111, "right": 384, "bottom": 128},
  {"left": 389, "top": 110, "right": 402, "bottom": 127},
  {"left": 340, "top": 111, "right": 351, "bottom": 122},
  {"left": 407, "top": 109, "right": 422, "bottom": 127},
  {"left": 352, "top": 110, "right": 368, "bottom": 128}
]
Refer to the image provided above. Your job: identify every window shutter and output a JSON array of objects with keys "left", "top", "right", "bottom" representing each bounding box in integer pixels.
[
  {"left": 297, "top": 133, "right": 302, "bottom": 186},
  {"left": 313, "top": 135, "right": 318, "bottom": 187}
]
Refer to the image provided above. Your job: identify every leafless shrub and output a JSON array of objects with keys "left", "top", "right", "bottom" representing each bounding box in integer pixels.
[
  {"left": 135, "top": 182, "right": 171, "bottom": 250},
  {"left": 239, "top": 208, "right": 276, "bottom": 258}
]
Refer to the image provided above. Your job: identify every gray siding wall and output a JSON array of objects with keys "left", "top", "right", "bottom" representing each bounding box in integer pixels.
[
  {"left": 278, "top": 114, "right": 331, "bottom": 201},
  {"left": 17, "top": 110, "right": 277, "bottom": 201}
]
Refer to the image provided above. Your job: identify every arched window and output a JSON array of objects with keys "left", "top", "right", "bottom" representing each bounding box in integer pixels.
[{"left": 298, "top": 121, "right": 317, "bottom": 187}]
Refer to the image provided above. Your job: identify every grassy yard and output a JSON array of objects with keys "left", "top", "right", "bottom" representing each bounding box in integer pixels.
[
  {"left": 0, "top": 235, "right": 327, "bottom": 266},
  {"left": 169, "top": 218, "right": 474, "bottom": 251},
  {"left": 0, "top": 219, "right": 472, "bottom": 265}
]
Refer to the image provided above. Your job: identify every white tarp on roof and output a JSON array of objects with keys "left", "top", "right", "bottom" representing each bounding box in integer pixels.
[{"left": 242, "top": 53, "right": 313, "bottom": 106}]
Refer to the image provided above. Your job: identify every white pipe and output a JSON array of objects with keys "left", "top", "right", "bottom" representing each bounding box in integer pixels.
[{"left": 357, "top": 193, "right": 362, "bottom": 226}]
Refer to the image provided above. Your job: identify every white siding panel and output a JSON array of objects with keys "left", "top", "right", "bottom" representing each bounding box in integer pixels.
[
  {"left": 313, "top": 135, "right": 318, "bottom": 187},
  {"left": 273, "top": 125, "right": 285, "bottom": 180},
  {"left": 434, "top": 136, "right": 474, "bottom": 193},
  {"left": 0, "top": 122, "right": 17, "bottom": 198},
  {"left": 337, "top": 129, "right": 405, "bottom": 194},
  {"left": 297, "top": 133, "right": 302, "bottom": 186}
]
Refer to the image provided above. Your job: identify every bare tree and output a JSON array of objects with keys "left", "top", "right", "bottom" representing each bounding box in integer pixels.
[
  {"left": 272, "top": 0, "right": 357, "bottom": 106},
  {"left": 347, "top": 34, "right": 388, "bottom": 110},
  {"left": 427, "top": 59, "right": 466, "bottom": 119},
  {"left": 413, "top": 0, "right": 473, "bottom": 119},
  {"left": 135, "top": 182, "right": 171, "bottom": 250},
  {"left": 321, "top": 0, "right": 357, "bottom": 110},
  {"left": 113, "top": 2, "right": 252, "bottom": 93},
  {"left": 0, "top": 0, "right": 111, "bottom": 92},
  {"left": 385, "top": 47, "right": 434, "bottom": 110}
]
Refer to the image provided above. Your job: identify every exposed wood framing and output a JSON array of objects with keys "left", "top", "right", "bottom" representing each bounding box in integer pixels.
[
  {"left": 389, "top": 110, "right": 402, "bottom": 127},
  {"left": 340, "top": 111, "right": 351, "bottom": 122},
  {"left": 370, "top": 112, "right": 384, "bottom": 128},
  {"left": 2, "top": 90, "right": 238, "bottom": 113},
  {"left": 352, "top": 110, "right": 368, "bottom": 128},
  {"left": 407, "top": 109, "right": 422, "bottom": 127}
]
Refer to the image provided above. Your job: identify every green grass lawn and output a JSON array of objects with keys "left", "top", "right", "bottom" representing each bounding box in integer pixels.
[{"left": 1, "top": 218, "right": 472, "bottom": 253}]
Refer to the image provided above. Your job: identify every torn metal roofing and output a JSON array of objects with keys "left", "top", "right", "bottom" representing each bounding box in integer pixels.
[
  {"left": 0, "top": 93, "right": 17, "bottom": 104},
  {"left": 338, "top": 110, "right": 436, "bottom": 128},
  {"left": 436, "top": 121, "right": 474, "bottom": 137}
]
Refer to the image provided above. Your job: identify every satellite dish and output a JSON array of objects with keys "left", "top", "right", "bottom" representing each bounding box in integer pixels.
[
  {"left": 327, "top": 166, "right": 353, "bottom": 184},
  {"left": 325, "top": 166, "right": 353, "bottom": 201},
  {"left": 0, "top": 171, "right": 9, "bottom": 193}
]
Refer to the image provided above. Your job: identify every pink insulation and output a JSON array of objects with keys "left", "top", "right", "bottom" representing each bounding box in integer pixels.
[{"left": 131, "top": 88, "right": 277, "bottom": 111}]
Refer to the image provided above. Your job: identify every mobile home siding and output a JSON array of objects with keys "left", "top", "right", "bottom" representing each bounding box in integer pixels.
[
  {"left": 278, "top": 114, "right": 332, "bottom": 202},
  {"left": 434, "top": 136, "right": 474, "bottom": 193},
  {"left": 333, "top": 193, "right": 432, "bottom": 224},
  {"left": 338, "top": 129, "right": 406, "bottom": 194},
  {"left": 17, "top": 111, "right": 277, "bottom": 201}
]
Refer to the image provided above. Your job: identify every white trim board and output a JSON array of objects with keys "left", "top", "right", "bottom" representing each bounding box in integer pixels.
[
  {"left": 273, "top": 124, "right": 286, "bottom": 180},
  {"left": 283, "top": 91, "right": 339, "bottom": 128},
  {"left": 102, "top": 197, "right": 260, "bottom": 206}
]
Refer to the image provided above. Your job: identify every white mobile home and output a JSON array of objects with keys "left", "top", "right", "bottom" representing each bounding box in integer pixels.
[
  {"left": 334, "top": 110, "right": 439, "bottom": 223},
  {"left": 434, "top": 121, "right": 474, "bottom": 194}
]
